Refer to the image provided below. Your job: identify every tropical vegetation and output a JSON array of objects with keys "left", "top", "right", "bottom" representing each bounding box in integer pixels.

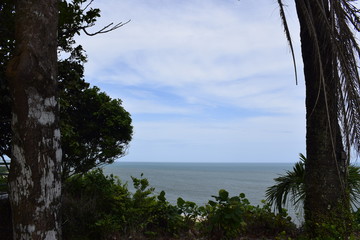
[
  {"left": 0, "top": 0, "right": 133, "bottom": 179},
  {"left": 0, "top": 0, "right": 133, "bottom": 237},
  {"left": 266, "top": 154, "right": 360, "bottom": 212},
  {"left": 0, "top": 0, "right": 359, "bottom": 238},
  {"left": 277, "top": 0, "right": 360, "bottom": 237},
  {"left": 61, "top": 169, "right": 297, "bottom": 240}
]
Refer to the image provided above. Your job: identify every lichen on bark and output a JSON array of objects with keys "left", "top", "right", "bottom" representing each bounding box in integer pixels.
[{"left": 6, "top": 0, "right": 62, "bottom": 239}]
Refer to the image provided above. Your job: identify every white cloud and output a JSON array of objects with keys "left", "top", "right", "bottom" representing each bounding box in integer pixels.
[
  {"left": 80, "top": 0, "right": 299, "bottom": 85},
  {"left": 122, "top": 98, "right": 196, "bottom": 115},
  {"left": 75, "top": 0, "right": 305, "bottom": 162},
  {"left": 126, "top": 114, "right": 305, "bottom": 162}
]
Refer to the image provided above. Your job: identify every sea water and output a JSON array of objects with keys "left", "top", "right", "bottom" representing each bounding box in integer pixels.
[{"left": 102, "top": 162, "right": 302, "bottom": 224}]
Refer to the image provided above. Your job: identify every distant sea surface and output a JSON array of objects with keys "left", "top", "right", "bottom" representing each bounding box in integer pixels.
[{"left": 102, "top": 162, "right": 296, "bottom": 213}]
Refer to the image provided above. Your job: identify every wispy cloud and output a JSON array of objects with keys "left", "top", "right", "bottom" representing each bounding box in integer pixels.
[{"left": 77, "top": 0, "right": 305, "bottom": 162}]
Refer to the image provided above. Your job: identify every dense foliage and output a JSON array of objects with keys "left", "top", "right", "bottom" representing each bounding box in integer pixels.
[
  {"left": 0, "top": 0, "right": 133, "bottom": 177},
  {"left": 62, "top": 169, "right": 297, "bottom": 240},
  {"left": 59, "top": 60, "right": 133, "bottom": 177},
  {"left": 2, "top": 166, "right": 360, "bottom": 239}
]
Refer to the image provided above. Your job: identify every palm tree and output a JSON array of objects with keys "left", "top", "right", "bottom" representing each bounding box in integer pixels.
[
  {"left": 276, "top": 0, "right": 360, "bottom": 236},
  {"left": 266, "top": 154, "right": 360, "bottom": 213},
  {"left": 265, "top": 154, "right": 305, "bottom": 213}
]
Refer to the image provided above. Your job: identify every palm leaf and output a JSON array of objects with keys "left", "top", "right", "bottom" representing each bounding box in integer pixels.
[
  {"left": 277, "top": 0, "right": 298, "bottom": 85},
  {"left": 277, "top": 0, "right": 360, "bottom": 158},
  {"left": 349, "top": 165, "right": 360, "bottom": 209},
  {"left": 265, "top": 154, "right": 305, "bottom": 212},
  {"left": 266, "top": 154, "right": 360, "bottom": 212}
]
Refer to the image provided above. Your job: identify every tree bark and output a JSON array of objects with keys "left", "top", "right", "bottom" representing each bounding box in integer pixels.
[
  {"left": 6, "top": 0, "right": 61, "bottom": 239},
  {"left": 294, "top": 0, "right": 350, "bottom": 237}
]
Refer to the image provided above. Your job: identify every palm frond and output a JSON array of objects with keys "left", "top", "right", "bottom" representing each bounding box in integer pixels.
[
  {"left": 265, "top": 153, "right": 305, "bottom": 212},
  {"left": 329, "top": 0, "right": 360, "bottom": 157},
  {"left": 348, "top": 165, "right": 360, "bottom": 209},
  {"left": 277, "top": 0, "right": 298, "bottom": 85},
  {"left": 303, "top": 0, "right": 359, "bottom": 157},
  {"left": 267, "top": 154, "right": 360, "bottom": 212},
  {"left": 278, "top": 0, "right": 360, "bottom": 158}
]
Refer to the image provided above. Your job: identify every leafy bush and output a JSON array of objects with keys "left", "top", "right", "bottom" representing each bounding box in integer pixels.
[
  {"left": 243, "top": 200, "right": 296, "bottom": 238},
  {"left": 124, "top": 174, "right": 184, "bottom": 238},
  {"left": 177, "top": 197, "right": 199, "bottom": 228},
  {"left": 63, "top": 170, "right": 297, "bottom": 240},
  {"left": 198, "top": 190, "right": 296, "bottom": 240},
  {"left": 199, "top": 190, "right": 248, "bottom": 239},
  {"left": 62, "top": 170, "right": 187, "bottom": 239},
  {"left": 62, "top": 169, "right": 130, "bottom": 239}
]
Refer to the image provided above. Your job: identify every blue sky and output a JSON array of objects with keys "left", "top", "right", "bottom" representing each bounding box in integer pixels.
[{"left": 76, "top": 0, "right": 306, "bottom": 163}]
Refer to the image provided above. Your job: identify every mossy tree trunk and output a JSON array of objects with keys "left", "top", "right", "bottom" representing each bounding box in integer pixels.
[
  {"left": 6, "top": 0, "right": 62, "bottom": 239},
  {"left": 294, "top": 0, "right": 351, "bottom": 237}
]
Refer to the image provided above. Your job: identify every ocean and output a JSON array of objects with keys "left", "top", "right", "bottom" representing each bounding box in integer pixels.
[{"left": 102, "top": 162, "right": 302, "bottom": 223}]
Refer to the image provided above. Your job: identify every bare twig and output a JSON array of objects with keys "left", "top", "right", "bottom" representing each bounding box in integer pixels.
[
  {"left": 83, "top": 0, "right": 94, "bottom": 11},
  {"left": 82, "top": 20, "right": 131, "bottom": 36}
]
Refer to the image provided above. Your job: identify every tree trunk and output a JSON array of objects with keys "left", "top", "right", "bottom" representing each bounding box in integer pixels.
[
  {"left": 294, "top": 0, "right": 350, "bottom": 237},
  {"left": 6, "top": 0, "right": 61, "bottom": 239}
]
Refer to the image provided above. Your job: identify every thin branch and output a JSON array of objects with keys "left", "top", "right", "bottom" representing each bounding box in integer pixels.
[
  {"left": 82, "top": 20, "right": 131, "bottom": 36},
  {"left": 83, "top": 0, "right": 94, "bottom": 12}
]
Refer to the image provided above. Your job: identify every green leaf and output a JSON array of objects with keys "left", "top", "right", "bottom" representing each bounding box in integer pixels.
[
  {"left": 158, "top": 190, "right": 166, "bottom": 202},
  {"left": 177, "top": 197, "right": 185, "bottom": 207},
  {"left": 218, "top": 189, "right": 229, "bottom": 201}
]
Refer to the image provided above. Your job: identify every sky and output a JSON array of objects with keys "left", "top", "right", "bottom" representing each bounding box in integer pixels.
[{"left": 75, "top": 0, "right": 306, "bottom": 163}]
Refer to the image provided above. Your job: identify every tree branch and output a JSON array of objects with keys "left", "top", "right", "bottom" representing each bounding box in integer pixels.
[
  {"left": 83, "top": 0, "right": 94, "bottom": 11},
  {"left": 82, "top": 20, "right": 131, "bottom": 36}
]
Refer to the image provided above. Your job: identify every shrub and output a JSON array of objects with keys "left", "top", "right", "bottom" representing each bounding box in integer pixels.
[
  {"left": 62, "top": 169, "right": 130, "bottom": 240},
  {"left": 199, "top": 190, "right": 247, "bottom": 239},
  {"left": 243, "top": 200, "right": 297, "bottom": 238},
  {"left": 62, "top": 170, "right": 187, "bottom": 239},
  {"left": 125, "top": 174, "right": 188, "bottom": 238},
  {"left": 198, "top": 190, "right": 296, "bottom": 240},
  {"left": 62, "top": 170, "right": 297, "bottom": 240},
  {"left": 177, "top": 197, "right": 199, "bottom": 228}
]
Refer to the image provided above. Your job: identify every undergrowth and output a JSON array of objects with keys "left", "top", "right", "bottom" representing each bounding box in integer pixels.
[{"left": 62, "top": 169, "right": 297, "bottom": 240}]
